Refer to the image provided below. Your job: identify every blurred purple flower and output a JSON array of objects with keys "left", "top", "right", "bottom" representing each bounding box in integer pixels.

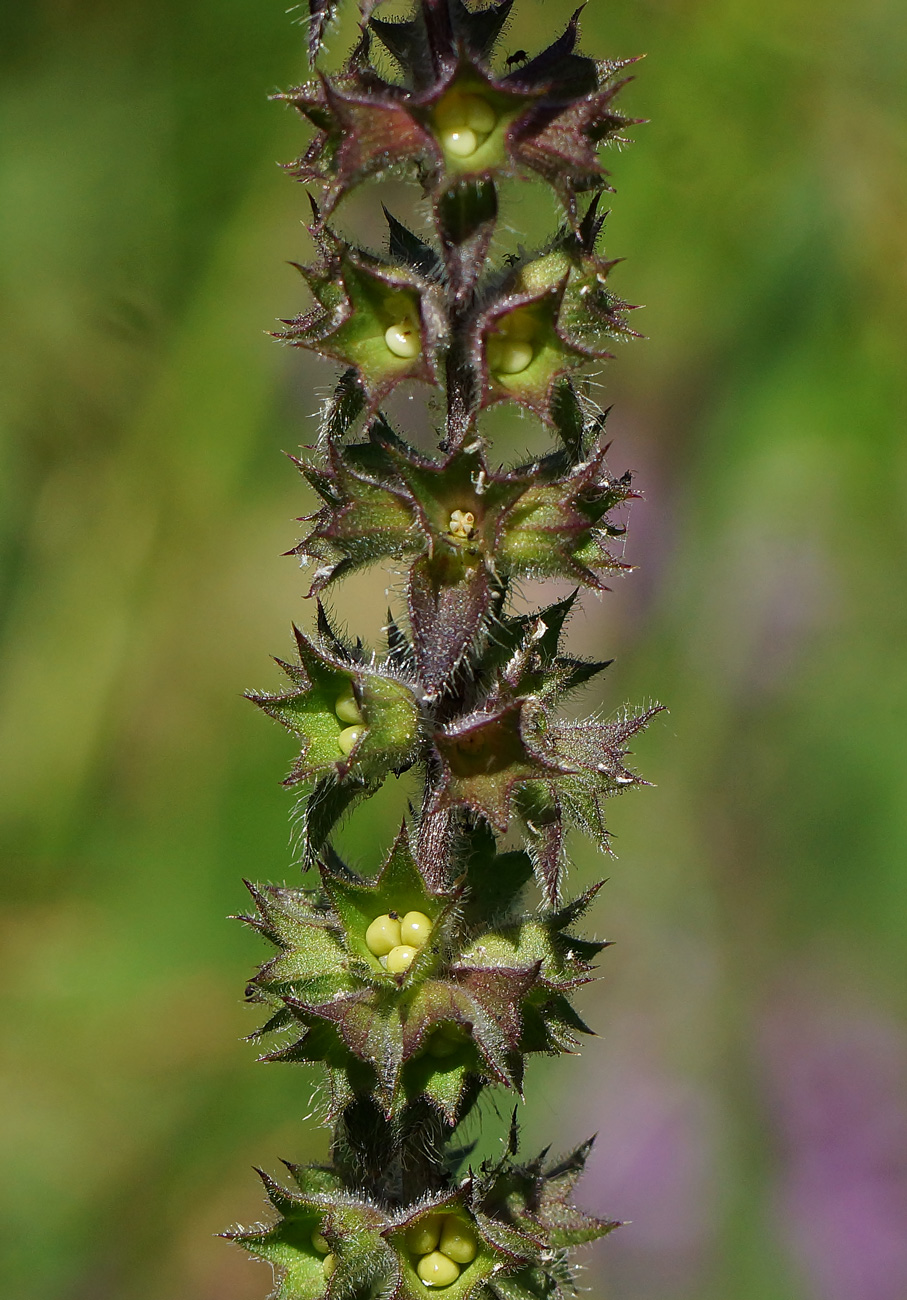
[
  {"left": 579, "top": 1058, "right": 720, "bottom": 1298},
  {"left": 762, "top": 996, "right": 907, "bottom": 1300}
]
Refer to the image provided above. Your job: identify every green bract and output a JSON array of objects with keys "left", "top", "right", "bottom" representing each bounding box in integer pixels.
[
  {"left": 228, "top": 1170, "right": 392, "bottom": 1300},
  {"left": 475, "top": 202, "right": 638, "bottom": 423},
  {"left": 433, "top": 694, "right": 659, "bottom": 903},
  {"left": 247, "top": 621, "right": 421, "bottom": 786},
  {"left": 276, "top": 222, "right": 447, "bottom": 418}
]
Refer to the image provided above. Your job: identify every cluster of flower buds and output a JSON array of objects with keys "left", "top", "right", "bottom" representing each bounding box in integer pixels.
[
  {"left": 227, "top": 1115, "right": 619, "bottom": 1298},
  {"left": 238, "top": 824, "right": 608, "bottom": 1126},
  {"left": 233, "top": 1, "right": 657, "bottom": 1297},
  {"left": 366, "top": 906, "right": 434, "bottom": 972},
  {"left": 405, "top": 1210, "right": 478, "bottom": 1285},
  {"left": 293, "top": 390, "right": 637, "bottom": 684}
]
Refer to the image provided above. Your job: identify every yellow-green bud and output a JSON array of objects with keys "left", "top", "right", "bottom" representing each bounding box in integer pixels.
[
  {"left": 337, "top": 724, "right": 366, "bottom": 756},
  {"left": 334, "top": 685, "right": 363, "bottom": 725},
  {"left": 400, "top": 910, "right": 433, "bottom": 948},
  {"left": 443, "top": 128, "right": 478, "bottom": 157},
  {"left": 417, "top": 1251, "right": 460, "bottom": 1288},
  {"left": 323, "top": 1253, "right": 336, "bottom": 1279},
  {"left": 386, "top": 943, "right": 418, "bottom": 973},
  {"left": 405, "top": 1213, "right": 444, "bottom": 1255},
  {"left": 439, "top": 1218, "right": 477, "bottom": 1264},
  {"left": 434, "top": 91, "right": 497, "bottom": 160},
  {"left": 384, "top": 322, "right": 421, "bottom": 359},
  {"left": 487, "top": 309, "right": 537, "bottom": 377},
  {"left": 490, "top": 340, "right": 533, "bottom": 375},
  {"left": 312, "top": 1230, "right": 330, "bottom": 1254},
  {"left": 448, "top": 509, "right": 475, "bottom": 540},
  {"left": 365, "top": 913, "right": 402, "bottom": 957}
]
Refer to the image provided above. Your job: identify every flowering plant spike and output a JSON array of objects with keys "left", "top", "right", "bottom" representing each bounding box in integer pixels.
[{"left": 229, "top": 2, "right": 659, "bottom": 1296}]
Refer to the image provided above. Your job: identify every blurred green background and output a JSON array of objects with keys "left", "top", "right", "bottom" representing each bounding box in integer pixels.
[{"left": 2, "top": 0, "right": 906, "bottom": 1297}]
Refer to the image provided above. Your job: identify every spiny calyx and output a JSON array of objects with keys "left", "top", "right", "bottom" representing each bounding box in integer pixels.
[
  {"left": 281, "top": 2, "right": 638, "bottom": 227},
  {"left": 239, "top": 827, "right": 606, "bottom": 1119},
  {"left": 275, "top": 219, "right": 444, "bottom": 418},
  {"left": 295, "top": 395, "right": 636, "bottom": 602},
  {"left": 289, "top": 198, "right": 634, "bottom": 441},
  {"left": 227, "top": 1118, "right": 617, "bottom": 1300},
  {"left": 246, "top": 617, "right": 420, "bottom": 786}
]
